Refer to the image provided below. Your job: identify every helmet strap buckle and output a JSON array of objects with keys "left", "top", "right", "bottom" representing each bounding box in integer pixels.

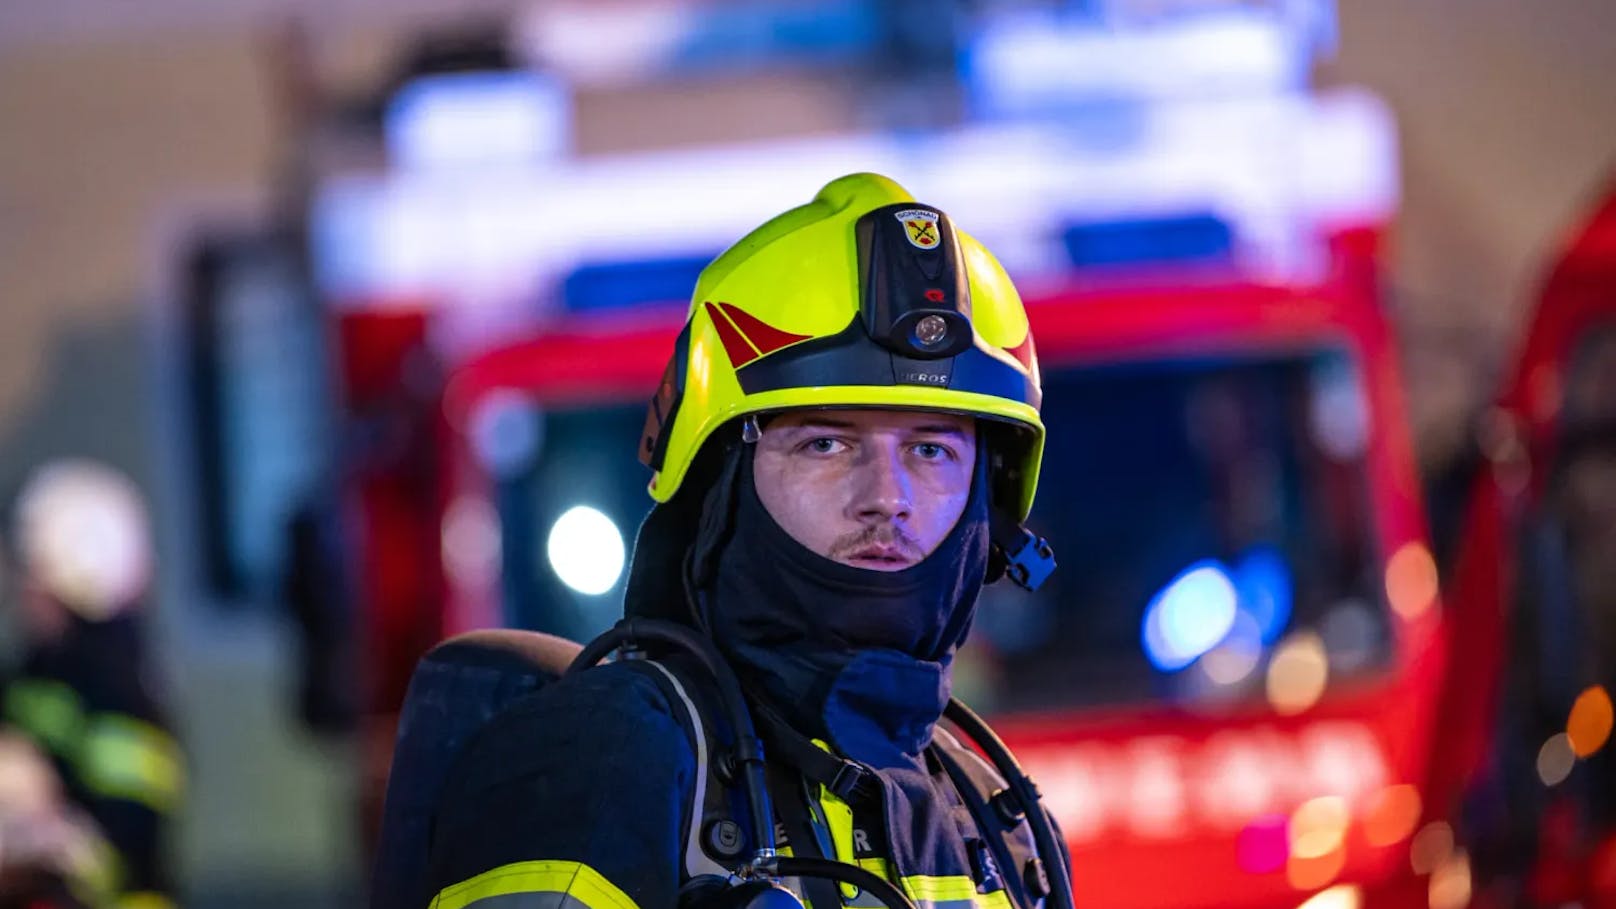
[{"left": 987, "top": 509, "right": 1057, "bottom": 592}]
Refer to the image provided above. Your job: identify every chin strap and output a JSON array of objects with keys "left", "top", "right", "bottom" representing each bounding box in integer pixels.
[{"left": 987, "top": 508, "right": 1056, "bottom": 592}]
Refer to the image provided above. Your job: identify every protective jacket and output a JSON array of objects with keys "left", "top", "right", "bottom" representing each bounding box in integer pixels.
[
  {"left": 423, "top": 656, "right": 1056, "bottom": 909},
  {"left": 2, "top": 613, "right": 182, "bottom": 908}
]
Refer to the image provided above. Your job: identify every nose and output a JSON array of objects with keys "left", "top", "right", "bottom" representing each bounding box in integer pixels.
[{"left": 848, "top": 442, "right": 913, "bottom": 525}]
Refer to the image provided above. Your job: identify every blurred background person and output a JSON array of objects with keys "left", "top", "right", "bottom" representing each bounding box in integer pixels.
[
  {"left": 0, "top": 729, "right": 120, "bottom": 909},
  {"left": 0, "top": 460, "right": 182, "bottom": 909}
]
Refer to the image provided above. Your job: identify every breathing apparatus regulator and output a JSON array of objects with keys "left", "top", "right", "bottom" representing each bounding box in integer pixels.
[{"left": 568, "top": 174, "right": 1069, "bottom": 909}]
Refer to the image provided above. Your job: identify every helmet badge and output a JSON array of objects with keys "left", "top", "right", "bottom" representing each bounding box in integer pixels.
[{"left": 894, "top": 209, "right": 942, "bottom": 250}]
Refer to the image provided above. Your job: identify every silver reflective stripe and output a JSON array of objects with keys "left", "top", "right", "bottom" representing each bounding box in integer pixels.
[
  {"left": 645, "top": 661, "right": 734, "bottom": 877},
  {"left": 456, "top": 894, "right": 595, "bottom": 909}
]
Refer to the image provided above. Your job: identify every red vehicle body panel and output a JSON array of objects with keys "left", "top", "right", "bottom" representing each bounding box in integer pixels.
[{"left": 1443, "top": 178, "right": 1616, "bottom": 908}]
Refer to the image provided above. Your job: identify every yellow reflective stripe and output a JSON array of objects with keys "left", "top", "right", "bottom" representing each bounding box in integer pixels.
[
  {"left": 857, "top": 857, "right": 892, "bottom": 878},
  {"left": 900, "top": 875, "right": 979, "bottom": 909},
  {"left": 4, "top": 677, "right": 85, "bottom": 755},
  {"left": 77, "top": 713, "right": 184, "bottom": 813},
  {"left": 117, "top": 893, "right": 178, "bottom": 909},
  {"left": 802, "top": 740, "right": 1007, "bottom": 909},
  {"left": 976, "top": 889, "right": 1013, "bottom": 909},
  {"left": 812, "top": 762, "right": 860, "bottom": 900},
  {"left": 429, "top": 861, "right": 639, "bottom": 909}
]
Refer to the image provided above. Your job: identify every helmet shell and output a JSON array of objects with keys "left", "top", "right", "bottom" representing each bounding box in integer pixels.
[{"left": 640, "top": 173, "right": 1045, "bottom": 520}]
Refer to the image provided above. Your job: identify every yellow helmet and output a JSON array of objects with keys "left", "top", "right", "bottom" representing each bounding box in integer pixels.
[{"left": 639, "top": 172, "right": 1045, "bottom": 524}]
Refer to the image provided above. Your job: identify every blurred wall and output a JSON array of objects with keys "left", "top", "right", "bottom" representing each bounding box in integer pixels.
[
  {"left": 1328, "top": 0, "right": 1616, "bottom": 462},
  {"left": 0, "top": 0, "right": 1614, "bottom": 903}
]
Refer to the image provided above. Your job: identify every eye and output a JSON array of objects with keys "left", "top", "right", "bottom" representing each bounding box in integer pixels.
[
  {"left": 801, "top": 437, "right": 848, "bottom": 455},
  {"left": 911, "top": 442, "right": 954, "bottom": 462}
]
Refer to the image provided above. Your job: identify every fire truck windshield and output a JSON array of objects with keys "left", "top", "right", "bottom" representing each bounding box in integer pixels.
[
  {"left": 962, "top": 345, "right": 1391, "bottom": 714},
  {"left": 495, "top": 345, "right": 1392, "bottom": 713}
]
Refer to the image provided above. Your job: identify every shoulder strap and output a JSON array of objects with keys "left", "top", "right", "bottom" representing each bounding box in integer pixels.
[
  {"left": 632, "top": 658, "right": 743, "bottom": 879},
  {"left": 928, "top": 727, "right": 1049, "bottom": 909},
  {"left": 768, "top": 762, "right": 846, "bottom": 909},
  {"left": 751, "top": 700, "right": 881, "bottom": 805}
]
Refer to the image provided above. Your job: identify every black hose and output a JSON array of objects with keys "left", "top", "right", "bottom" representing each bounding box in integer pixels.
[
  {"left": 944, "top": 699, "right": 1075, "bottom": 909},
  {"left": 769, "top": 858, "right": 918, "bottom": 909},
  {"left": 567, "top": 618, "right": 776, "bottom": 857}
]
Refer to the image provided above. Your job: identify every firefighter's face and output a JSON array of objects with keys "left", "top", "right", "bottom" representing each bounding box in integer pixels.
[{"left": 752, "top": 409, "right": 976, "bottom": 571}]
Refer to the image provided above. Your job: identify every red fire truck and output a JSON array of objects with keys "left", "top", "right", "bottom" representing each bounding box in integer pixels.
[{"left": 1439, "top": 177, "right": 1616, "bottom": 909}]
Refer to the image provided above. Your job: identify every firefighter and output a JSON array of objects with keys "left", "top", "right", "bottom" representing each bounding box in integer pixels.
[
  {"left": 1, "top": 459, "right": 183, "bottom": 909},
  {"left": 423, "top": 173, "right": 1065, "bottom": 909}
]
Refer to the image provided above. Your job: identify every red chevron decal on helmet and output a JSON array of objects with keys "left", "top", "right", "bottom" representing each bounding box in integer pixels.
[
  {"left": 1005, "top": 334, "right": 1035, "bottom": 371},
  {"left": 717, "top": 302, "right": 813, "bottom": 357},
  {"left": 704, "top": 300, "right": 761, "bottom": 368}
]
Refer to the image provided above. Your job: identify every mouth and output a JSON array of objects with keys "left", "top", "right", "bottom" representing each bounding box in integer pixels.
[{"left": 844, "top": 546, "right": 916, "bottom": 570}]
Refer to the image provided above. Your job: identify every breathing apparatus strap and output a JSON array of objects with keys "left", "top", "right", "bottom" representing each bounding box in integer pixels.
[
  {"left": 987, "top": 509, "right": 1056, "bottom": 592},
  {"left": 750, "top": 701, "right": 881, "bottom": 805},
  {"left": 768, "top": 763, "right": 845, "bottom": 909}
]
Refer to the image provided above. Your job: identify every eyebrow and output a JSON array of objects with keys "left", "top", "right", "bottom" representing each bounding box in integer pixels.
[{"left": 780, "top": 418, "right": 970, "bottom": 438}]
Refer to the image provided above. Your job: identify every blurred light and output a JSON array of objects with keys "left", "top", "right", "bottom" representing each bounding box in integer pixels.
[
  {"left": 967, "top": 10, "right": 1303, "bottom": 115},
  {"left": 1363, "top": 784, "right": 1423, "bottom": 847},
  {"left": 1409, "top": 822, "right": 1454, "bottom": 875},
  {"left": 1289, "top": 796, "right": 1350, "bottom": 860},
  {"left": 1124, "top": 738, "right": 1188, "bottom": 838},
  {"left": 1385, "top": 542, "right": 1439, "bottom": 620},
  {"left": 563, "top": 253, "right": 716, "bottom": 311},
  {"left": 1298, "top": 721, "right": 1390, "bottom": 806},
  {"left": 1537, "top": 733, "right": 1576, "bottom": 786},
  {"left": 1061, "top": 213, "right": 1232, "bottom": 268},
  {"left": 14, "top": 460, "right": 152, "bottom": 619},
  {"left": 1295, "top": 885, "right": 1362, "bottom": 909},
  {"left": 1237, "top": 814, "right": 1290, "bottom": 873},
  {"left": 546, "top": 505, "right": 626, "bottom": 596},
  {"left": 1320, "top": 600, "right": 1380, "bottom": 674},
  {"left": 442, "top": 496, "right": 502, "bottom": 590},
  {"left": 1267, "top": 632, "right": 1329, "bottom": 715},
  {"left": 1198, "top": 611, "right": 1264, "bottom": 686},
  {"left": 386, "top": 71, "right": 570, "bottom": 170},
  {"left": 470, "top": 390, "right": 544, "bottom": 478},
  {"left": 1567, "top": 685, "right": 1614, "bottom": 757},
  {"left": 517, "top": 2, "right": 690, "bottom": 84},
  {"left": 1428, "top": 850, "right": 1471, "bottom": 909},
  {"left": 1287, "top": 841, "right": 1346, "bottom": 891},
  {"left": 315, "top": 87, "right": 1396, "bottom": 306},
  {"left": 1309, "top": 358, "right": 1370, "bottom": 461},
  {"left": 1233, "top": 546, "right": 1293, "bottom": 643},
  {"left": 1143, "top": 561, "right": 1239, "bottom": 671}
]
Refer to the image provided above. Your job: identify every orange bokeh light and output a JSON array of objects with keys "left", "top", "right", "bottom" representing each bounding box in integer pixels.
[
  {"left": 1268, "top": 632, "right": 1329, "bottom": 716},
  {"left": 1290, "top": 797, "right": 1350, "bottom": 860},
  {"left": 1567, "top": 686, "right": 1614, "bottom": 758},
  {"left": 1409, "top": 822, "right": 1453, "bottom": 875},
  {"left": 1288, "top": 843, "right": 1346, "bottom": 891},
  {"left": 1386, "top": 542, "right": 1439, "bottom": 620},
  {"left": 1364, "top": 784, "right": 1423, "bottom": 847},
  {"left": 1428, "top": 850, "right": 1472, "bottom": 909}
]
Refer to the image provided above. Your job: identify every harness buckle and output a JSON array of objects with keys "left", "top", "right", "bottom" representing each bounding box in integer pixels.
[{"left": 828, "top": 760, "right": 873, "bottom": 802}]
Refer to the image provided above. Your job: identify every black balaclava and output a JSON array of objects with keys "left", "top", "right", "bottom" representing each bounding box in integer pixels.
[
  {"left": 620, "top": 425, "right": 995, "bottom": 879},
  {"left": 696, "top": 432, "right": 991, "bottom": 768}
]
